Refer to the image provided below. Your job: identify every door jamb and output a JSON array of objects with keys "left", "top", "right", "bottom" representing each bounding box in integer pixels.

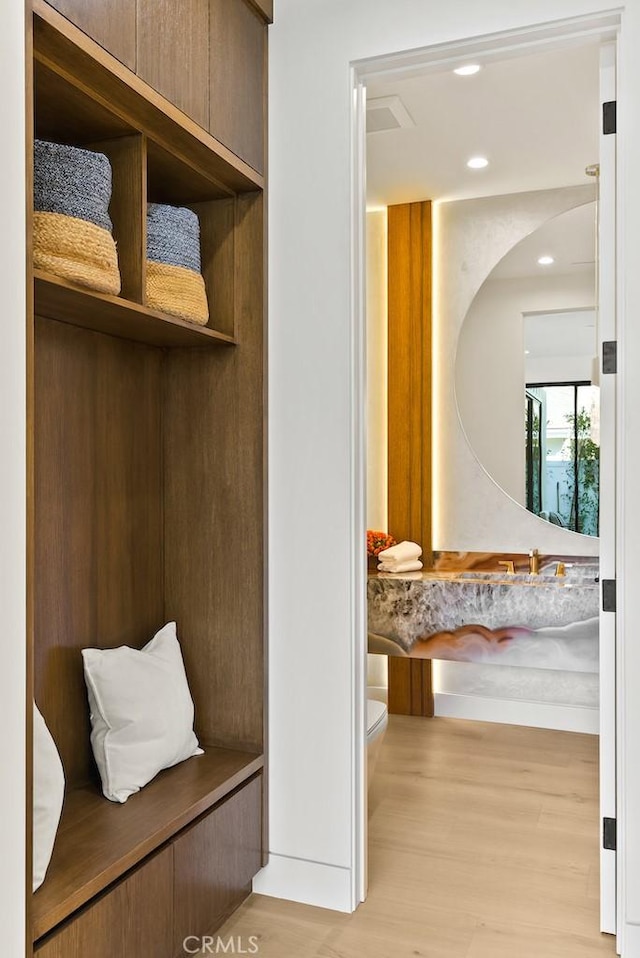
[{"left": 350, "top": 7, "right": 623, "bottom": 926}]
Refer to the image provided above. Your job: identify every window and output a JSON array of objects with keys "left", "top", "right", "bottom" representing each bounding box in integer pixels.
[{"left": 525, "top": 382, "right": 600, "bottom": 536}]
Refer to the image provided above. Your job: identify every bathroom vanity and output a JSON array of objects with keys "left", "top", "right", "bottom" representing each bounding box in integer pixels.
[{"left": 368, "top": 553, "right": 599, "bottom": 672}]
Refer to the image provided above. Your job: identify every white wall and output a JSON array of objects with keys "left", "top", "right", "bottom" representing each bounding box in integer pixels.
[
  {"left": 526, "top": 352, "right": 596, "bottom": 384},
  {"left": 436, "top": 184, "right": 599, "bottom": 555},
  {"left": 365, "top": 211, "right": 388, "bottom": 532},
  {"left": 267, "top": 0, "right": 640, "bottom": 948},
  {"left": 366, "top": 211, "right": 389, "bottom": 701},
  {"left": 457, "top": 266, "right": 595, "bottom": 507},
  {"left": 0, "top": 1, "right": 26, "bottom": 952}
]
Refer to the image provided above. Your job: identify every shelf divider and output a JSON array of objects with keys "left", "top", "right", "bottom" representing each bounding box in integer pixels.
[{"left": 88, "top": 133, "right": 147, "bottom": 304}]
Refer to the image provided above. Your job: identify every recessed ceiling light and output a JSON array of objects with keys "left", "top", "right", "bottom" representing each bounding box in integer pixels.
[
  {"left": 525, "top": 350, "right": 530, "bottom": 355},
  {"left": 467, "top": 156, "right": 489, "bottom": 169},
  {"left": 454, "top": 64, "right": 481, "bottom": 76},
  {"left": 537, "top": 255, "right": 555, "bottom": 266}
]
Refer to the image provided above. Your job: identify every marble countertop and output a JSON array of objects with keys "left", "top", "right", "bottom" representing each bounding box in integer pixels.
[{"left": 367, "top": 569, "right": 599, "bottom": 668}]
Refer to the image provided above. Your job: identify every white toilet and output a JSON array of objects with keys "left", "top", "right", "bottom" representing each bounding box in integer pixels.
[{"left": 367, "top": 698, "right": 388, "bottom": 789}]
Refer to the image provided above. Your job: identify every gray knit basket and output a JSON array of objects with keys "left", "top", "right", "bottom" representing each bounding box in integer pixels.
[
  {"left": 147, "top": 203, "right": 202, "bottom": 273},
  {"left": 34, "top": 139, "right": 114, "bottom": 233}
]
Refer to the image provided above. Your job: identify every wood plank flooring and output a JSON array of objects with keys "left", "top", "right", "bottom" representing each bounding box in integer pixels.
[{"left": 212, "top": 717, "right": 616, "bottom": 958}]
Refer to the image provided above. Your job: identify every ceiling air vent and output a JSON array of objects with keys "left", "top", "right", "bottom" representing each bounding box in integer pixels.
[{"left": 366, "top": 95, "right": 415, "bottom": 134}]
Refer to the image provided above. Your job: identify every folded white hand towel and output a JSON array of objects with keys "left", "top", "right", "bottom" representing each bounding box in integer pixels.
[
  {"left": 377, "top": 559, "right": 424, "bottom": 574},
  {"left": 378, "top": 540, "right": 422, "bottom": 563}
]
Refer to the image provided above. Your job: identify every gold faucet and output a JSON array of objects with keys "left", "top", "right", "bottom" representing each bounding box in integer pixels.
[
  {"left": 555, "top": 561, "right": 566, "bottom": 577},
  {"left": 498, "top": 560, "right": 516, "bottom": 575},
  {"left": 528, "top": 549, "right": 540, "bottom": 575}
]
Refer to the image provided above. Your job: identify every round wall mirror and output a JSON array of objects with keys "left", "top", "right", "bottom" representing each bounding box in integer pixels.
[{"left": 455, "top": 200, "right": 599, "bottom": 537}]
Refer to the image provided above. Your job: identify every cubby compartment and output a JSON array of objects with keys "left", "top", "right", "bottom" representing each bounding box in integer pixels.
[
  {"left": 34, "top": 62, "right": 143, "bottom": 301},
  {"left": 146, "top": 144, "right": 238, "bottom": 340}
]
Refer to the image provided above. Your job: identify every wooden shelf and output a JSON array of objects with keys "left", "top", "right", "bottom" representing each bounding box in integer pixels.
[
  {"left": 34, "top": 271, "right": 236, "bottom": 348},
  {"left": 32, "top": 748, "right": 264, "bottom": 941},
  {"left": 33, "top": 0, "right": 264, "bottom": 197}
]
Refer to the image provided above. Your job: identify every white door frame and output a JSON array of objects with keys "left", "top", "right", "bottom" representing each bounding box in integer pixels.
[
  {"left": 350, "top": 8, "right": 623, "bottom": 925},
  {"left": 599, "top": 38, "right": 618, "bottom": 939},
  {"left": 350, "top": 71, "right": 369, "bottom": 908}
]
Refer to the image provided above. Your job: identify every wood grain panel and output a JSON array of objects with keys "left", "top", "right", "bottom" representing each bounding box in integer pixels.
[
  {"left": 26, "top": 14, "right": 36, "bottom": 952},
  {"left": 387, "top": 658, "right": 412, "bottom": 715},
  {"left": 34, "top": 3, "right": 263, "bottom": 193},
  {"left": 89, "top": 134, "right": 146, "bottom": 302},
  {"left": 388, "top": 659, "right": 433, "bottom": 719},
  {"left": 32, "top": 749, "right": 263, "bottom": 940},
  {"left": 34, "top": 319, "right": 163, "bottom": 786},
  {"left": 136, "top": 0, "right": 209, "bottom": 130},
  {"left": 173, "top": 775, "right": 262, "bottom": 951},
  {"left": 35, "top": 847, "right": 173, "bottom": 956},
  {"left": 387, "top": 201, "right": 433, "bottom": 717},
  {"left": 164, "top": 193, "right": 264, "bottom": 752},
  {"left": 209, "top": 0, "right": 266, "bottom": 174},
  {"left": 387, "top": 201, "right": 432, "bottom": 556},
  {"left": 46, "top": 0, "right": 137, "bottom": 70}
]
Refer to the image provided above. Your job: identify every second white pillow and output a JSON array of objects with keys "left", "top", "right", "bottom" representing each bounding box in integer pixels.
[{"left": 82, "top": 622, "right": 203, "bottom": 803}]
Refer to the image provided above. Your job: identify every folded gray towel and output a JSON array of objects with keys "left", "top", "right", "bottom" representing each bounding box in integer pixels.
[
  {"left": 34, "top": 139, "right": 114, "bottom": 233},
  {"left": 147, "top": 203, "right": 202, "bottom": 273}
]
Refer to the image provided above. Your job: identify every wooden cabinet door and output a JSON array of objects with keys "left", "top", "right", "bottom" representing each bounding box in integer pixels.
[
  {"left": 46, "top": 0, "right": 137, "bottom": 70},
  {"left": 136, "top": 0, "right": 210, "bottom": 130},
  {"left": 209, "top": 0, "right": 266, "bottom": 174},
  {"left": 35, "top": 847, "right": 173, "bottom": 958},
  {"left": 173, "top": 776, "right": 262, "bottom": 951}
]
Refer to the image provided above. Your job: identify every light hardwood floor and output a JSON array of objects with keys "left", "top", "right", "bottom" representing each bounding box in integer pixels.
[{"left": 214, "top": 716, "right": 617, "bottom": 958}]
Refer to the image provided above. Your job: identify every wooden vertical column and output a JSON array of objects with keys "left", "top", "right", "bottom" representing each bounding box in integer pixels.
[{"left": 387, "top": 201, "right": 434, "bottom": 717}]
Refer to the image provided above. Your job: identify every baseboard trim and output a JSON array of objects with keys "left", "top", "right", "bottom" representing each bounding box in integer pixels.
[
  {"left": 252, "top": 854, "right": 353, "bottom": 912},
  {"left": 434, "top": 691, "right": 599, "bottom": 734}
]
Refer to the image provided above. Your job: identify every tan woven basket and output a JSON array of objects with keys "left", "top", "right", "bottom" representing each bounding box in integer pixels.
[
  {"left": 33, "top": 210, "right": 121, "bottom": 296},
  {"left": 146, "top": 260, "right": 209, "bottom": 326}
]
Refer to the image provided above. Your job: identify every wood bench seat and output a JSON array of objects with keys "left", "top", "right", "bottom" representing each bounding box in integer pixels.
[{"left": 33, "top": 747, "right": 263, "bottom": 941}]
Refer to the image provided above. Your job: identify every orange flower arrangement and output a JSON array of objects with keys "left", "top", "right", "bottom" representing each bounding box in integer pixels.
[{"left": 367, "top": 530, "right": 396, "bottom": 557}]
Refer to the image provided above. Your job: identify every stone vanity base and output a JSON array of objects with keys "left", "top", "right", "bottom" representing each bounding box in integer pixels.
[{"left": 368, "top": 554, "right": 599, "bottom": 673}]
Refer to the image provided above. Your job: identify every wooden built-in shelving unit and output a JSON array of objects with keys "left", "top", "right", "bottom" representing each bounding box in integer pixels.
[{"left": 28, "top": 2, "right": 268, "bottom": 955}]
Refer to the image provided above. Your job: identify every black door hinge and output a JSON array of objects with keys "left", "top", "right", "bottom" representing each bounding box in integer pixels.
[
  {"left": 603, "top": 341, "right": 617, "bottom": 375},
  {"left": 603, "top": 817, "right": 617, "bottom": 851},
  {"left": 603, "top": 101, "right": 617, "bottom": 135},
  {"left": 602, "top": 579, "right": 617, "bottom": 613}
]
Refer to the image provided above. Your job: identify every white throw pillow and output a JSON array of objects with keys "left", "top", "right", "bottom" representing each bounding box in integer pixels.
[
  {"left": 82, "top": 622, "right": 203, "bottom": 803},
  {"left": 33, "top": 704, "right": 65, "bottom": 892}
]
